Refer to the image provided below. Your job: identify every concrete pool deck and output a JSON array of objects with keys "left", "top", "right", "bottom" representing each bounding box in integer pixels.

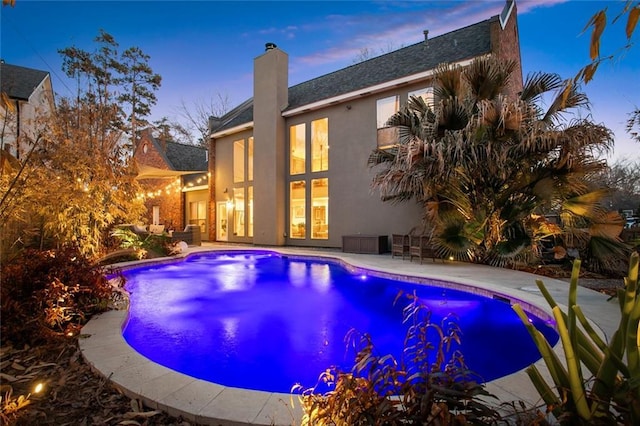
[{"left": 80, "top": 244, "right": 622, "bottom": 425}]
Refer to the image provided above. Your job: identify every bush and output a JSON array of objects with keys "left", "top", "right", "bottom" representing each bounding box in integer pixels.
[
  {"left": 295, "top": 294, "right": 500, "bottom": 425},
  {"left": 109, "top": 227, "right": 173, "bottom": 260},
  {"left": 0, "top": 247, "right": 113, "bottom": 346},
  {"left": 513, "top": 252, "right": 640, "bottom": 425}
]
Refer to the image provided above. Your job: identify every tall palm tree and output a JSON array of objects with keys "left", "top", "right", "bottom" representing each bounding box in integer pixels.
[{"left": 369, "top": 57, "right": 628, "bottom": 271}]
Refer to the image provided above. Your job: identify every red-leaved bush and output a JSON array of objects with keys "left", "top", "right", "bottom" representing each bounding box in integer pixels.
[{"left": 1, "top": 247, "right": 113, "bottom": 346}]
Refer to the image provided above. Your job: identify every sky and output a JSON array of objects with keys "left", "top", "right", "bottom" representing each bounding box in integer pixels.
[{"left": 1, "top": 0, "right": 639, "bottom": 161}]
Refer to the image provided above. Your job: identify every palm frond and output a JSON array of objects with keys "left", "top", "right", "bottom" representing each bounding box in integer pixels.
[
  {"left": 542, "top": 81, "right": 590, "bottom": 124},
  {"left": 435, "top": 220, "right": 476, "bottom": 261},
  {"left": 584, "top": 235, "right": 630, "bottom": 275},
  {"left": 589, "top": 211, "right": 626, "bottom": 239},
  {"left": 438, "top": 98, "right": 469, "bottom": 132},
  {"left": 434, "top": 63, "right": 463, "bottom": 99},
  {"left": 520, "top": 72, "right": 563, "bottom": 104},
  {"left": 367, "top": 148, "right": 397, "bottom": 167},
  {"left": 562, "top": 189, "right": 609, "bottom": 219},
  {"left": 463, "top": 57, "right": 516, "bottom": 101}
]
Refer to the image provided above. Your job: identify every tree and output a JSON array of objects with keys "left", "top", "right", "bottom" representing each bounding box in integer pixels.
[
  {"left": 627, "top": 107, "right": 640, "bottom": 143},
  {"left": 352, "top": 42, "right": 404, "bottom": 64},
  {"left": 1, "top": 32, "right": 153, "bottom": 259},
  {"left": 577, "top": 1, "right": 638, "bottom": 85},
  {"left": 59, "top": 30, "right": 161, "bottom": 152},
  {"left": 597, "top": 159, "right": 640, "bottom": 212},
  {"left": 117, "top": 46, "right": 162, "bottom": 149},
  {"left": 170, "top": 94, "right": 231, "bottom": 147},
  {"left": 368, "top": 57, "right": 628, "bottom": 272},
  {"left": 25, "top": 97, "right": 145, "bottom": 256},
  {"left": 578, "top": 1, "right": 639, "bottom": 145}
]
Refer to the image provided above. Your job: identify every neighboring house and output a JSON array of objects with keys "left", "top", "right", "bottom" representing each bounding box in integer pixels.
[
  {"left": 209, "top": 0, "right": 522, "bottom": 248},
  {"left": 134, "top": 129, "right": 209, "bottom": 239},
  {"left": 0, "top": 61, "right": 55, "bottom": 160}
]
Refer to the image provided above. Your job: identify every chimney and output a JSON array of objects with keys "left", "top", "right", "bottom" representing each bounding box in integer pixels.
[
  {"left": 253, "top": 44, "right": 288, "bottom": 245},
  {"left": 423, "top": 30, "right": 429, "bottom": 42}
]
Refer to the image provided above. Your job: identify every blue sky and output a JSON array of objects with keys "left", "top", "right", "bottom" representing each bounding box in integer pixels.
[{"left": 2, "top": 0, "right": 638, "bottom": 161}]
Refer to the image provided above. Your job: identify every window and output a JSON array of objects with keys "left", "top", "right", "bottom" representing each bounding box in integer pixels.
[
  {"left": 247, "top": 137, "right": 254, "bottom": 181},
  {"left": 290, "top": 124, "right": 306, "bottom": 174},
  {"left": 290, "top": 181, "right": 306, "bottom": 239},
  {"left": 311, "top": 178, "right": 328, "bottom": 240},
  {"left": 311, "top": 118, "right": 328, "bottom": 172},
  {"left": 376, "top": 95, "right": 399, "bottom": 128},
  {"left": 233, "top": 188, "right": 245, "bottom": 236},
  {"left": 408, "top": 87, "right": 434, "bottom": 109},
  {"left": 248, "top": 186, "right": 254, "bottom": 237},
  {"left": 189, "top": 201, "right": 207, "bottom": 233},
  {"left": 233, "top": 139, "right": 245, "bottom": 183}
]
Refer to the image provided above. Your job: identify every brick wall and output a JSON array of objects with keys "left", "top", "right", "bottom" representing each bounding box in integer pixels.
[
  {"left": 135, "top": 131, "right": 185, "bottom": 230},
  {"left": 491, "top": 1, "right": 524, "bottom": 99}
]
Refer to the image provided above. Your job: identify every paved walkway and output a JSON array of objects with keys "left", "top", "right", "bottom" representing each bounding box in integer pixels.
[{"left": 80, "top": 244, "right": 622, "bottom": 425}]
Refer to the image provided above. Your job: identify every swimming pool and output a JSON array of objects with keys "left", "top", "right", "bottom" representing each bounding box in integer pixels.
[{"left": 120, "top": 250, "right": 558, "bottom": 393}]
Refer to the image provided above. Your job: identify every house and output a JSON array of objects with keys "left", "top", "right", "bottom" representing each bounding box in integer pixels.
[
  {"left": 134, "top": 129, "right": 209, "bottom": 240},
  {"left": 0, "top": 61, "right": 55, "bottom": 161},
  {"left": 209, "top": 0, "right": 522, "bottom": 248}
]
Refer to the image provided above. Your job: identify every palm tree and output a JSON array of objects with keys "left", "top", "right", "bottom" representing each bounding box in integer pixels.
[{"left": 369, "top": 57, "right": 628, "bottom": 271}]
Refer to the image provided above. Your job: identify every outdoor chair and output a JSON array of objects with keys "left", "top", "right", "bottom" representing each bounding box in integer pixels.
[
  {"left": 391, "top": 234, "right": 410, "bottom": 260},
  {"left": 409, "top": 235, "right": 440, "bottom": 264},
  {"left": 171, "top": 224, "right": 202, "bottom": 246}
]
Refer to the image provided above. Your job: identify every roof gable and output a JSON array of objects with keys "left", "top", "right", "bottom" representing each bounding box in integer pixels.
[
  {"left": 0, "top": 63, "right": 50, "bottom": 101},
  {"left": 214, "top": 16, "right": 495, "bottom": 134}
]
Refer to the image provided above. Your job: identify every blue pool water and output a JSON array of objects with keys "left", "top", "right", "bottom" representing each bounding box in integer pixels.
[{"left": 120, "top": 251, "right": 558, "bottom": 393}]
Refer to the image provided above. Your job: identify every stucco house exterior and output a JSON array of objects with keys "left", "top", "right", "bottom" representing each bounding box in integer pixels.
[
  {"left": 209, "top": 0, "right": 522, "bottom": 249},
  {"left": 134, "top": 129, "right": 209, "bottom": 240},
  {"left": 0, "top": 61, "right": 55, "bottom": 161}
]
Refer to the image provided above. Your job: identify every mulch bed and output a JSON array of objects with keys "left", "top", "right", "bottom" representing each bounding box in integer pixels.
[
  {"left": 0, "top": 266, "right": 624, "bottom": 426},
  {"left": 0, "top": 339, "right": 189, "bottom": 426}
]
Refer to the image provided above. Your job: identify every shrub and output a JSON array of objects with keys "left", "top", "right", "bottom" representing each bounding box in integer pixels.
[
  {"left": 109, "top": 227, "right": 173, "bottom": 260},
  {"left": 0, "top": 247, "right": 113, "bottom": 346},
  {"left": 513, "top": 251, "right": 639, "bottom": 424},
  {"left": 295, "top": 294, "right": 500, "bottom": 425}
]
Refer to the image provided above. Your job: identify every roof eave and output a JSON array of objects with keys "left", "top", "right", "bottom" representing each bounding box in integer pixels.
[{"left": 211, "top": 121, "right": 254, "bottom": 139}]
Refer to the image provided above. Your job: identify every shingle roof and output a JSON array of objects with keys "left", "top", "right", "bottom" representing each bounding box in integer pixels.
[
  {"left": 214, "top": 16, "right": 495, "bottom": 133},
  {"left": 0, "top": 63, "right": 50, "bottom": 101},
  {"left": 164, "top": 141, "right": 208, "bottom": 171}
]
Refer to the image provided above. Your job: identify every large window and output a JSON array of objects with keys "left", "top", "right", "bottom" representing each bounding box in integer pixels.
[
  {"left": 232, "top": 137, "right": 253, "bottom": 238},
  {"left": 233, "top": 188, "right": 245, "bottom": 236},
  {"left": 408, "top": 87, "right": 434, "bottom": 109},
  {"left": 233, "top": 139, "right": 245, "bottom": 183},
  {"left": 289, "top": 118, "right": 330, "bottom": 241},
  {"left": 311, "top": 118, "right": 328, "bottom": 172},
  {"left": 290, "top": 181, "right": 306, "bottom": 239},
  {"left": 376, "top": 95, "right": 399, "bottom": 128},
  {"left": 247, "top": 137, "right": 254, "bottom": 181},
  {"left": 248, "top": 186, "right": 254, "bottom": 237},
  {"left": 290, "top": 124, "right": 306, "bottom": 175},
  {"left": 311, "top": 178, "right": 328, "bottom": 240}
]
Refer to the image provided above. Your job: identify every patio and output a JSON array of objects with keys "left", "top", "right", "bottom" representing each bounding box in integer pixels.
[{"left": 80, "top": 243, "right": 622, "bottom": 425}]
